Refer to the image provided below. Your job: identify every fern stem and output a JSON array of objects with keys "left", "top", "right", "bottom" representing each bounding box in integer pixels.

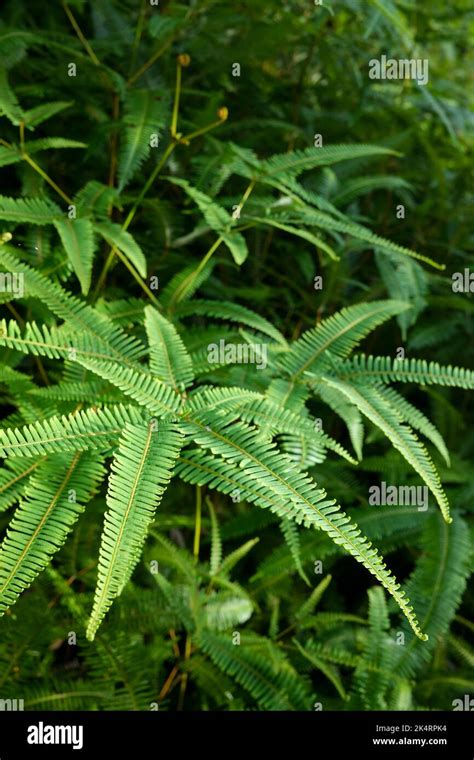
[
  {"left": 171, "top": 60, "right": 183, "bottom": 138},
  {"left": 21, "top": 153, "right": 72, "bottom": 205},
  {"left": 62, "top": 1, "right": 101, "bottom": 66},
  {"left": 193, "top": 485, "right": 202, "bottom": 562},
  {"left": 128, "top": 39, "right": 174, "bottom": 87}
]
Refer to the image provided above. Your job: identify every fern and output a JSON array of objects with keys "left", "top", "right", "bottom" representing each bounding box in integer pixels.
[{"left": 87, "top": 422, "right": 183, "bottom": 639}]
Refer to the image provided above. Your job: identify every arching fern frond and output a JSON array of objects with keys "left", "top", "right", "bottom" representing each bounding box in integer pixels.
[
  {"left": 0, "top": 452, "right": 105, "bottom": 614},
  {"left": 86, "top": 422, "right": 183, "bottom": 640}
]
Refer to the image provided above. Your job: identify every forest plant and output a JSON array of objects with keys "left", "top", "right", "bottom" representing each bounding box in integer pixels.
[{"left": 0, "top": 0, "right": 472, "bottom": 712}]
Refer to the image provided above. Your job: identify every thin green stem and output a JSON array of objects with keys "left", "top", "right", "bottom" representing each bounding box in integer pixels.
[
  {"left": 193, "top": 485, "right": 202, "bottom": 562},
  {"left": 21, "top": 153, "right": 72, "bottom": 205},
  {"left": 171, "top": 62, "right": 182, "bottom": 138},
  {"left": 62, "top": 1, "right": 101, "bottom": 66}
]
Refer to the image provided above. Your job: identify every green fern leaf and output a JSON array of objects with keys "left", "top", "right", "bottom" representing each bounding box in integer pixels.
[
  {"left": 0, "top": 452, "right": 105, "bottom": 614},
  {"left": 54, "top": 217, "right": 96, "bottom": 295},
  {"left": 86, "top": 422, "right": 183, "bottom": 639}
]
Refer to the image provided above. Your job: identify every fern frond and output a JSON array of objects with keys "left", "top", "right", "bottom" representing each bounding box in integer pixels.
[
  {"left": 86, "top": 422, "right": 183, "bottom": 640},
  {"left": 74, "top": 356, "right": 184, "bottom": 417},
  {"left": 338, "top": 355, "right": 474, "bottom": 389},
  {"left": 175, "top": 299, "right": 287, "bottom": 347},
  {"left": 199, "top": 630, "right": 312, "bottom": 710},
  {"left": 93, "top": 220, "right": 146, "bottom": 278},
  {"left": 144, "top": 306, "right": 194, "bottom": 390},
  {"left": 0, "top": 66, "right": 24, "bottom": 124},
  {"left": 278, "top": 300, "right": 410, "bottom": 380},
  {"left": 0, "top": 195, "right": 61, "bottom": 224},
  {"left": 375, "top": 385, "right": 450, "bottom": 466},
  {"left": 0, "top": 457, "right": 42, "bottom": 512},
  {"left": 53, "top": 218, "right": 96, "bottom": 295},
  {"left": 118, "top": 89, "right": 167, "bottom": 191},
  {"left": 0, "top": 452, "right": 105, "bottom": 614},
  {"left": 179, "top": 413, "right": 427, "bottom": 640},
  {"left": 257, "top": 144, "right": 397, "bottom": 178},
  {"left": 0, "top": 404, "right": 144, "bottom": 458},
  {"left": 167, "top": 177, "right": 248, "bottom": 265},
  {"left": 321, "top": 377, "right": 451, "bottom": 522},
  {"left": 0, "top": 247, "right": 146, "bottom": 364}
]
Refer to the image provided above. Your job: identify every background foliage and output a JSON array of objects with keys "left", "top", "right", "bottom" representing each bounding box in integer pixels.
[{"left": 0, "top": 0, "right": 473, "bottom": 711}]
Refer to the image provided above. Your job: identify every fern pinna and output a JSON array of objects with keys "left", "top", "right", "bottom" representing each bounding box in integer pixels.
[{"left": 0, "top": 240, "right": 473, "bottom": 643}]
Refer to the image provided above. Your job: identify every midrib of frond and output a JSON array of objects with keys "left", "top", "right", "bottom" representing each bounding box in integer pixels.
[
  {"left": 120, "top": 98, "right": 153, "bottom": 183},
  {"left": 153, "top": 326, "right": 178, "bottom": 392},
  {"left": 1, "top": 334, "right": 133, "bottom": 364},
  {"left": 88, "top": 424, "right": 153, "bottom": 633},
  {"left": 188, "top": 419, "right": 425, "bottom": 639},
  {"left": 177, "top": 455, "right": 296, "bottom": 519},
  {"left": 290, "top": 304, "right": 391, "bottom": 379},
  {"left": 0, "top": 452, "right": 80, "bottom": 596},
  {"left": 1, "top": 428, "right": 121, "bottom": 454},
  {"left": 0, "top": 460, "right": 42, "bottom": 493}
]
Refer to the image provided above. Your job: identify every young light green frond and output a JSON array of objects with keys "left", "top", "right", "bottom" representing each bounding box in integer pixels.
[
  {"left": 53, "top": 218, "right": 96, "bottom": 295},
  {"left": 278, "top": 300, "right": 410, "bottom": 380},
  {"left": 321, "top": 377, "right": 451, "bottom": 522},
  {"left": 179, "top": 413, "right": 427, "bottom": 640},
  {"left": 0, "top": 404, "right": 144, "bottom": 458},
  {"left": 93, "top": 220, "right": 147, "bottom": 278},
  {"left": 118, "top": 89, "right": 168, "bottom": 191},
  {"left": 175, "top": 299, "right": 287, "bottom": 347},
  {"left": 257, "top": 144, "right": 397, "bottom": 178},
  {"left": 86, "top": 422, "right": 183, "bottom": 640},
  {"left": 167, "top": 177, "right": 248, "bottom": 265},
  {"left": 338, "top": 354, "right": 474, "bottom": 389},
  {"left": 0, "top": 195, "right": 61, "bottom": 224},
  {"left": 144, "top": 306, "right": 194, "bottom": 390},
  {"left": 375, "top": 385, "right": 450, "bottom": 466},
  {"left": 0, "top": 452, "right": 105, "bottom": 614},
  {"left": 74, "top": 356, "right": 184, "bottom": 417}
]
